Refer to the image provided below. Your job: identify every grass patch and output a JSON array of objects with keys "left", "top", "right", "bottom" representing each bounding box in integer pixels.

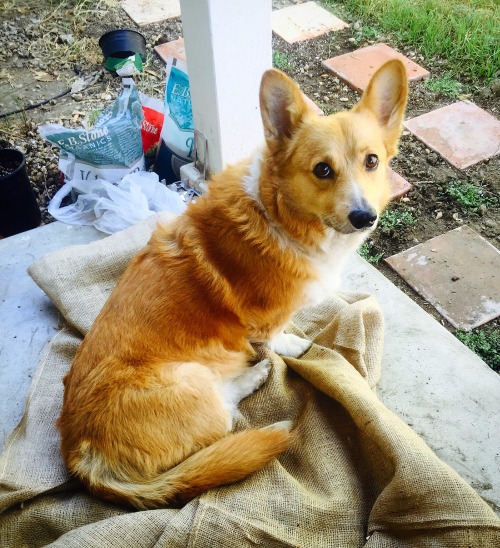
[
  {"left": 358, "top": 242, "right": 384, "bottom": 264},
  {"left": 322, "top": 0, "right": 500, "bottom": 80},
  {"left": 446, "top": 181, "right": 499, "bottom": 211},
  {"left": 424, "top": 74, "right": 462, "bottom": 98},
  {"left": 273, "top": 51, "right": 291, "bottom": 71},
  {"left": 379, "top": 208, "right": 415, "bottom": 230},
  {"left": 456, "top": 328, "right": 500, "bottom": 372}
]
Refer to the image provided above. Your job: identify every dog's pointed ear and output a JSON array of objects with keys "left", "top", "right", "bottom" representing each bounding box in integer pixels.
[
  {"left": 260, "top": 69, "right": 309, "bottom": 147},
  {"left": 354, "top": 59, "right": 408, "bottom": 157}
]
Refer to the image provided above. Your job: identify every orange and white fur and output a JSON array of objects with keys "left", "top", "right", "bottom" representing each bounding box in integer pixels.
[{"left": 59, "top": 60, "right": 408, "bottom": 509}]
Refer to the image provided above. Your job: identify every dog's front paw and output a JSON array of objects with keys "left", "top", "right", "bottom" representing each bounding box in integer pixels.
[
  {"left": 250, "top": 358, "right": 272, "bottom": 389},
  {"left": 228, "top": 359, "right": 272, "bottom": 404},
  {"left": 268, "top": 332, "right": 312, "bottom": 358}
]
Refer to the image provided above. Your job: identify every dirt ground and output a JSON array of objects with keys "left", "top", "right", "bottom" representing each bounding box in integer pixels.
[{"left": 0, "top": 0, "right": 498, "bottom": 336}]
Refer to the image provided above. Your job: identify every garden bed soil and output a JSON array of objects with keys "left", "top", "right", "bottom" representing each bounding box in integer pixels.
[{"left": 0, "top": 156, "right": 21, "bottom": 178}]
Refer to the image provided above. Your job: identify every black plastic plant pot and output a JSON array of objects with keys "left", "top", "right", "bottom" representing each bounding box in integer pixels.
[
  {"left": 0, "top": 148, "right": 41, "bottom": 238},
  {"left": 99, "top": 29, "right": 147, "bottom": 64}
]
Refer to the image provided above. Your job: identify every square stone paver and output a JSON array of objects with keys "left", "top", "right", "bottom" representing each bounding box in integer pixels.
[
  {"left": 387, "top": 168, "right": 412, "bottom": 199},
  {"left": 272, "top": 1, "right": 348, "bottom": 44},
  {"left": 322, "top": 43, "right": 430, "bottom": 92},
  {"left": 122, "top": 0, "right": 180, "bottom": 26},
  {"left": 385, "top": 225, "right": 500, "bottom": 330},
  {"left": 154, "top": 37, "right": 186, "bottom": 63},
  {"left": 404, "top": 101, "right": 500, "bottom": 170},
  {"left": 303, "top": 93, "right": 324, "bottom": 115}
]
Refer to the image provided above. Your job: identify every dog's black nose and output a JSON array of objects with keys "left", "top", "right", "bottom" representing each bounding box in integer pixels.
[{"left": 348, "top": 208, "right": 377, "bottom": 230}]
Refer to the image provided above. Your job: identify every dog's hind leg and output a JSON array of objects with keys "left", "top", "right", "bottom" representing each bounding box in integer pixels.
[{"left": 221, "top": 359, "right": 271, "bottom": 418}]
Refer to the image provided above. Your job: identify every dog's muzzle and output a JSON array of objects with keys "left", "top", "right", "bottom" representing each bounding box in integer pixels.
[{"left": 348, "top": 207, "right": 377, "bottom": 230}]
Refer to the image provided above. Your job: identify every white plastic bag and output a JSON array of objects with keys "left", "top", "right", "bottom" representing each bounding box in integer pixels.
[{"left": 48, "top": 171, "right": 186, "bottom": 234}]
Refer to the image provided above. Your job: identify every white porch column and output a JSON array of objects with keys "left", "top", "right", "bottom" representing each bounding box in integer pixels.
[{"left": 179, "top": 0, "right": 272, "bottom": 178}]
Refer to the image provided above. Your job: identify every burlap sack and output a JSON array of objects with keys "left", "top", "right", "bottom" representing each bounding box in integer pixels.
[{"left": 1, "top": 214, "right": 498, "bottom": 547}]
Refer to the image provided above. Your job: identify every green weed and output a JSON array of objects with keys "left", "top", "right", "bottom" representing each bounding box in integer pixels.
[
  {"left": 318, "top": 104, "right": 337, "bottom": 115},
  {"left": 456, "top": 328, "right": 500, "bottom": 372},
  {"left": 85, "top": 109, "right": 102, "bottom": 127},
  {"left": 358, "top": 242, "right": 384, "bottom": 264},
  {"left": 352, "top": 24, "right": 381, "bottom": 44},
  {"left": 273, "top": 51, "right": 291, "bottom": 71},
  {"left": 446, "top": 181, "right": 498, "bottom": 211},
  {"left": 321, "top": 0, "right": 500, "bottom": 80},
  {"left": 379, "top": 209, "right": 415, "bottom": 230},
  {"left": 136, "top": 51, "right": 165, "bottom": 99},
  {"left": 424, "top": 74, "right": 462, "bottom": 98}
]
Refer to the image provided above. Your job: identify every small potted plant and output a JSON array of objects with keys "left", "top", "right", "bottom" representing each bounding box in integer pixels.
[
  {"left": 0, "top": 148, "right": 41, "bottom": 237},
  {"left": 99, "top": 29, "right": 147, "bottom": 76}
]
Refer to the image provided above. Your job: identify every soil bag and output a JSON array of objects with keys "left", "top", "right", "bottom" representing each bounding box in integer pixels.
[
  {"left": 139, "top": 92, "right": 164, "bottom": 169},
  {"left": 48, "top": 171, "right": 186, "bottom": 234},
  {"left": 39, "top": 78, "right": 144, "bottom": 184},
  {"left": 154, "top": 57, "right": 194, "bottom": 184}
]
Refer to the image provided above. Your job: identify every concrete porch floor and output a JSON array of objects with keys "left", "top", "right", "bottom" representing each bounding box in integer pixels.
[{"left": 0, "top": 221, "right": 499, "bottom": 514}]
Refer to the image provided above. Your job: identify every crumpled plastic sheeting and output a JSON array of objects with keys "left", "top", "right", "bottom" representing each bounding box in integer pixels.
[{"left": 48, "top": 171, "right": 186, "bottom": 234}]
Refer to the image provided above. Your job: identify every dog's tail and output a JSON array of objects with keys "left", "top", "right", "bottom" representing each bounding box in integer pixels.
[{"left": 80, "top": 421, "right": 293, "bottom": 510}]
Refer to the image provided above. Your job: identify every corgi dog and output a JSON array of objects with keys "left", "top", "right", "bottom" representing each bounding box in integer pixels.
[{"left": 58, "top": 59, "right": 408, "bottom": 509}]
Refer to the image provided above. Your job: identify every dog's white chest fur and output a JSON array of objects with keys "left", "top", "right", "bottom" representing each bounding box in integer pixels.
[
  {"left": 304, "top": 229, "right": 366, "bottom": 307},
  {"left": 243, "top": 153, "right": 367, "bottom": 308}
]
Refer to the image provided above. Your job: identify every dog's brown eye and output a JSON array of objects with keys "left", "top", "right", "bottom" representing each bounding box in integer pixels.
[
  {"left": 365, "top": 154, "right": 379, "bottom": 170},
  {"left": 313, "top": 162, "right": 333, "bottom": 179}
]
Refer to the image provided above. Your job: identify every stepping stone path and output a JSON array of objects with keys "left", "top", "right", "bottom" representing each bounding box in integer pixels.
[
  {"left": 270, "top": 2, "right": 499, "bottom": 329},
  {"left": 271, "top": 1, "right": 348, "bottom": 44},
  {"left": 386, "top": 168, "right": 412, "bottom": 200},
  {"left": 321, "top": 43, "right": 430, "bottom": 92},
  {"left": 386, "top": 227, "right": 500, "bottom": 331},
  {"left": 302, "top": 94, "right": 324, "bottom": 116},
  {"left": 155, "top": 37, "right": 187, "bottom": 63},
  {"left": 122, "top": 0, "right": 180, "bottom": 27},
  {"left": 404, "top": 101, "right": 500, "bottom": 170}
]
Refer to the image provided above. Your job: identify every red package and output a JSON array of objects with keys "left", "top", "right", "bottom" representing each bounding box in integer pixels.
[{"left": 139, "top": 93, "right": 165, "bottom": 163}]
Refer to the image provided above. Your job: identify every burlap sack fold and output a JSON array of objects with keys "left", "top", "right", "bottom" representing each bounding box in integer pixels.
[
  {"left": 27, "top": 212, "right": 177, "bottom": 337},
  {"left": 1, "top": 214, "right": 498, "bottom": 547}
]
